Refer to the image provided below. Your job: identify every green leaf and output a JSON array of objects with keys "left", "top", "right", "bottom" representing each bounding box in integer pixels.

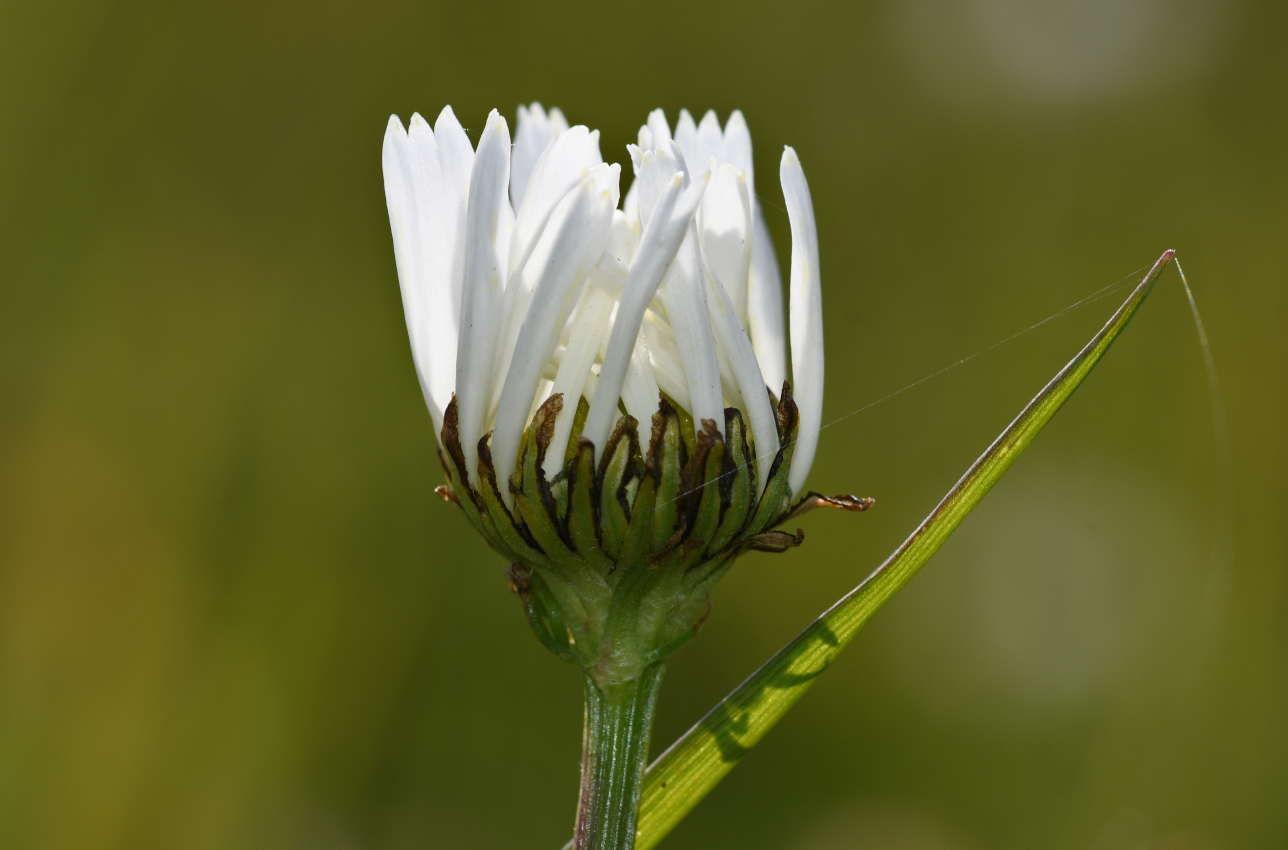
[{"left": 630, "top": 251, "right": 1175, "bottom": 850}]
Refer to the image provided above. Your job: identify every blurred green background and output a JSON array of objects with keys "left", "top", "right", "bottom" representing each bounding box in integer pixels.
[{"left": 2, "top": 0, "right": 1285, "bottom": 847}]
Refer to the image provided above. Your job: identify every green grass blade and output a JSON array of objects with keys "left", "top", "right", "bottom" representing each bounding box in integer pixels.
[{"left": 631, "top": 250, "right": 1175, "bottom": 850}]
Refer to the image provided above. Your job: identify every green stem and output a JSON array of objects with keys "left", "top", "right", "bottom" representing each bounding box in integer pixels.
[{"left": 574, "top": 664, "right": 665, "bottom": 850}]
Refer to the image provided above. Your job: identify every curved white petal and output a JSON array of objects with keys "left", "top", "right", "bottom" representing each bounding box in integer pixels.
[
  {"left": 628, "top": 140, "right": 689, "bottom": 229},
  {"left": 593, "top": 212, "right": 669, "bottom": 318},
  {"left": 582, "top": 169, "right": 709, "bottom": 460},
  {"left": 489, "top": 127, "right": 606, "bottom": 422},
  {"left": 698, "top": 164, "right": 753, "bottom": 324},
  {"left": 542, "top": 283, "right": 615, "bottom": 479},
  {"left": 383, "top": 113, "right": 468, "bottom": 442},
  {"left": 694, "top": 109, "right": 725, "bottom": 168},
  {"left": 592, "top": 253, "right": 668, "bottom": 324},
  {"left": 747, "top": 204, "right": 787, "bottom": 395},
  {"left": 455, "top": 110, "right": 512, "bottom": 485},
  {"left": 511, "top": 102, "right": 562, "bottom": 212},
  {"left": 491, "top": 165, "right": 619, "bottom": 505},
  {"left": 383, "top": 116, "right": 444, "bottom": 437},
  {"left": 603, "top": 208, "right": 640, "bottom": 268},
  {"left": 433, "top": 106, "right": 474, "bottom": 199},
  {"left": 713, "top": 338, "right": 745, "bottom": 412},
  {"left": 620, "top": 331, "right": 661, "bottom": 449},
  {"left": 512, "top": 125, "right": 604, "bottom": 266},
  {"left": 674, "top": 109, "right": 698, "bottom": 155},
  {"left": 723, "top": 110, "right": 755, "bottom": 201},
  {"left": 702, "top": 256, "right": 779, "bottom": 496},
  {"left": 643, "top": 323, "right": 691, "bottom": 413},
  {"left": 781, "top": 147, "right": 824, "bottom": 497},
  {"left": 622, "top": 180, "right": 640, "bottom": 226},
  {"left": 661, "top": 228, "right": 723, "bottom": 432},
  {"left": 433, "top": 106, "right": 475, "bottom": 326},
  {"left": 646, "top": 108, "right": 672, "bottom": 148}
]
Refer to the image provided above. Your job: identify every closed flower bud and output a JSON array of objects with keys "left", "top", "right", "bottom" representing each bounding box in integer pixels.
[{"left": 382, "top": 105, "right": 865, "bottom": 687}]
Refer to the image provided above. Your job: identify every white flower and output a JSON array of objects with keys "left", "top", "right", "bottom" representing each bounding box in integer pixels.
[{"left": 382, "top": 104, "right": 824, "bottom": 507}]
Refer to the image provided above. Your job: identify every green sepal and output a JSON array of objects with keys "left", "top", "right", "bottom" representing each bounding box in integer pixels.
[
  {"left": 707, "top": 408, "right": 753, "bottom": 555},
  {"left": 597, "top": 417, "right": 641, "bottom": 561},
  {"left": 741, "top": 383, "right": 800, "bottom": 538},
  {"left": 508, "top": 565, "right": 582, "bottom": 664},
  {"left": 563, "top": 395, "right": 591, "bottom": 467},
  {"left": 647, "top": 399, "right": 686, "bottom": 552},
  {"left": 740, "top": 528, "right": 805, "bottom": 553},
  {"left": 479, "top": 424, "right": 596, "bottom": 647},
  {"left": 439, "top": 450, "right": 509, "bottom": 557},
  {"left": 617, "top": 473, "right": 657, "bottom": 571},
  {"left": 598, "top": 553, "right": 661, "bottom": 685},
  {"left": 439, "top": 396, "right": 519, "bottom": 562},
  {"left": 683, "top": 419, "right": 726, "bottom": 563},
  {"left": 659, "top": 391, "right": 697, "bottom": 459},
  {"left": 682, "top": 549, "right": 737, "bottom": 601},
  {"left": 515, "top": 394, "right": 580, "bottom": 565},
  {"left": 474, "top": 433, "right": 550, "bottom": 571},
  {"left": 640, "top": 599, "right": 711, "bottom": 667},
  {"left": 550, "top": 477, "right": 570, "bottom": 523},
  {"left": 568, "top": 438, "right": 614, "bottom": 575}
]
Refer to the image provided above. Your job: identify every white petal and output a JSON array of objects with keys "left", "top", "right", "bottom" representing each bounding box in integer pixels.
[
  {"left": 455, "top": 110, "right": 512, "bottom": 486},
  {"left": 660, "top": 223, "right": 724, "bottom": 433},
  {"left": 694, "top": 109, "right": 725, "bottom": 169},
  {"left": 713, "top": 338, "right": 745, "bottom": 412},
  {"left": 511, "top": 102, "right": 559, "bottom": 212},
  {"left": 702, "top": 256, "right": 779, "bottom": 497},
  {"left": 723, "top": 110, "right": 755, "bottom": 204},
  {"left": 622, "top": 179, "right": 640, "bottom": 225},
  {"left": 626, "top": 146, "right": 648, "bottom": 217},
  {"left": 383, "top": 116, "right": 445, "bottom": 436},
  {"left": 548, "top": 107, "right": 569, "bottom": 134},
  {"left": 542, "top": 283, "right": 616, "bottom": 478},
  {"left": 698, "top": 164, "right": 753, "bottom": 324},
  {"left": 747, "top": 204, "right": 787, "bottom": 395},
  {"left": 603, "top": 208, "right": 640, "bottom": 268},
  {"left": 433, "top": 106, "right": 474, "bottom": 200},
  {"left": 629, "top": 140, "right": 689, "bottom": 229},
  {"left": 512, "top": 125, "right": 604, "bottom": 274},
  {"left": 620, "top": 331, "right": 661, "bottom": 448},
  {"left": 388, "top": 113, "right": 469, "bottom": 440},
  {"left": 647, "top": 108, "right": 672, "bottom": 148},
  {"left": 490, "top": 126, "right": 606, "bottom": 421},
  {"left": 582, "top": 169, "right": 709, "bottom": 460},
  {"left": 644, "top": 323, "right": 691, "bottom": 412},
  {"left": 781, "top": 147, "right": 824, "bottom": 497},
  {"left": 674, "top": 109, "right": 698, "bottom": 154},
  {"left": 491, "top": 166, "right": 618, "bottom": 505},
  {"left": 592, "top": 250, "right": 667, "bottom": 323},
  {"left": 433, "top": 107, "right": 475, "bottom": 324}
]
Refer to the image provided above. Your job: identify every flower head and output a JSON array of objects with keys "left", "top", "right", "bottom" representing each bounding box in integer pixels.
[{"left": 383, "top": 104, "right": 858, "bottom": 683}]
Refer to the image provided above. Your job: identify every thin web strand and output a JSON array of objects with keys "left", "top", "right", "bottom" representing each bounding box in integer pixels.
[
  {"left": 818, "top": 268, "right": 1148, "bottom": 434},
  {"left": 653, "top": 262, "right": 1153, "bottom": 512}
]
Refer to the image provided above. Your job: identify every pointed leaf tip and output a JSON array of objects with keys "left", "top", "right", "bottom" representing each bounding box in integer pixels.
[{"left": 624, "top": 251, "right": 1174, "bottom": 850}]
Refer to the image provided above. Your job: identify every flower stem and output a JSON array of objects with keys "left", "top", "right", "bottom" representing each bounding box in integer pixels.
[{"left": 574, "top": 664, "right": 665, "bottom": 850}]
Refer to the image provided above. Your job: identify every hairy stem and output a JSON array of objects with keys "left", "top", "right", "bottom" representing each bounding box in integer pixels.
[{"left": 574, "top": 664, "right": 665, "bottom": 850}]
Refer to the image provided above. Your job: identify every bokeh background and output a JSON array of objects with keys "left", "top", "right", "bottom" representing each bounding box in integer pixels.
[{"left": 2, "top": 0, "right": 1285, "bottom": 848}]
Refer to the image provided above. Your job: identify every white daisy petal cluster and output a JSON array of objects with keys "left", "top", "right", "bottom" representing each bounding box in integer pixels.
[{"left": 382, "top": 104, "right": 824, "bottom": 507}]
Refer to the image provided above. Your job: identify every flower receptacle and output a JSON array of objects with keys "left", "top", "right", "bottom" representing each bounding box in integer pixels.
[{"left": 438, "top": 384, "right": 866, "bottom": 689}]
